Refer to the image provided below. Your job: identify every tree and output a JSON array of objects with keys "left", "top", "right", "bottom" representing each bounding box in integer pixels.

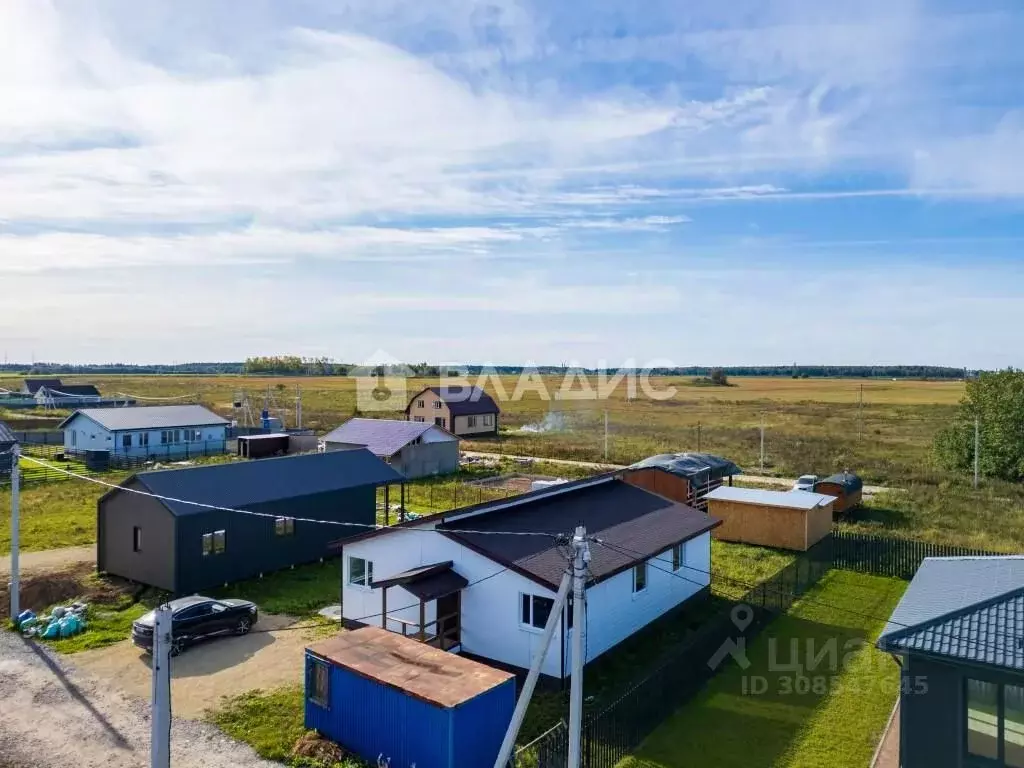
[
  {"left": 935, "top": 369, "right": 1024, "bottom": 481},
  {"left": 709, "top": 368, "right": 729, "bottom": 386}
]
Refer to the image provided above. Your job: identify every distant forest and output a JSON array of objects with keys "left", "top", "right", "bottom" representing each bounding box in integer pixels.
[{"left": 0, "top": 360, "right": 973, "bottom": 379}]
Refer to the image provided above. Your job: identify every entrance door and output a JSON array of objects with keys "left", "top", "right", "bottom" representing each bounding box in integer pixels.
[{"left": 436, "top": 592, "right": 461, "bottom": 647}]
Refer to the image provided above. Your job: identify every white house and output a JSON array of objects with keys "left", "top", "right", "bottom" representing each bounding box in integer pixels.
[
  {"left": 339, "top": 474, "right": 721, "bottom": 679},
  {"left": 59, "top": 405, "right": 230, "bottom": 461}
]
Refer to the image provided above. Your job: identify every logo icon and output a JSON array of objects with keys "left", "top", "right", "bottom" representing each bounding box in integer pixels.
[
  {"left": 352, "top": 351, "right": 412, "bottom": 412},
  {"left": 708, "top": 604, "right": 755, "bottom": 671}
]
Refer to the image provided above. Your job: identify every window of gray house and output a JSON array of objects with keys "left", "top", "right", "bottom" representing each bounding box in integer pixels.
[
  {"left": 133, "top": 527, "right": 142, "bottom": 552},
  {"left": 633, "top": 562, "right": 648, "bottom": 593},
  {"left": 275, "top": 517, "right": 295, "bottom": 536},
  {"left": 71, "top": 431, "right": 77, "bottom": 447},
  {"left": 348, "top": 556, "right": 373, "bottom": 587},
  {"left": 483, "top": 414, "right": 493, "bottom": 426},
  {"left": 520, "top": 594, "right": 555, "bottom": 630},
  {"left": 467, "top": 416, "right": 477, "bottom": 427},
  {"left": 672, "top": 543, "right": 685, "bottom": 572},
  {"left": 967, "top": 678, "right": 1000, "bottom": 761}
]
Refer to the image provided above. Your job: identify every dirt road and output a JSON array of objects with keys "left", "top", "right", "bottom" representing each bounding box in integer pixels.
[
  {"left": 0, "top": 545, "right": 95, "bottom": 576},
  {"left": 0, "top": 630, "right": 277, "bottom": 768},
  {"left": 462, "top": 451, "right": 892, "bottom": 495},
  {"left": 73, "top": 613, "right": 318, "bottom": 718}
]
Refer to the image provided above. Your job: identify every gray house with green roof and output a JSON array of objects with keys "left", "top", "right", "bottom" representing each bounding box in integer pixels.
[{"left": 877, "top": 556, "right": 1024, "bottom": 768}]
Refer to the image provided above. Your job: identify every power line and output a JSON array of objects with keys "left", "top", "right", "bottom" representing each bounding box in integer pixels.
[{"left": 16, "top": 454, "right": 566, "bottom": 539}]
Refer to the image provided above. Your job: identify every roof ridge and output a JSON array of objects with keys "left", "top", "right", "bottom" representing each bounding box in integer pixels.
[{"left": 883, "top": 582, "right": 1024, "bottom": 645}]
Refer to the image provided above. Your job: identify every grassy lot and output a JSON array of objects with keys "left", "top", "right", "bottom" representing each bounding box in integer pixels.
[
  {"left": 0, "top": 474, "right": 120, "bottom": 554},
  {"left": 621, "top": 570, "right": 907, "bottom": 768}
]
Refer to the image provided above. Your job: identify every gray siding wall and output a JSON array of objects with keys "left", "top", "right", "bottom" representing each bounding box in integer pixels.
[
  {"left": 98, "top": 478, "right": 177, "bottom": 591},
  {"left": 173, "top": 485, "right": 377, "bottom": 594},
  {"left": 393, "top": 441, "right": 459, "bottom": 479}
]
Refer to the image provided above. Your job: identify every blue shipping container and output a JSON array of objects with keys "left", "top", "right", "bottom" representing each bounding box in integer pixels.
[{"left": 305, "top": 628, "right": 516, "bottom": 768}]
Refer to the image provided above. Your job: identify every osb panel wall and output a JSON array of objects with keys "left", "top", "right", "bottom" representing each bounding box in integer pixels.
[{"left": 707, "top": 499, "right": 832, "bottom": 552}]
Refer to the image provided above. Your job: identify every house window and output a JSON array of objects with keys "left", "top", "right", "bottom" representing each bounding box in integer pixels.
[
  {"left": 672, "top": 543, "right": 685, "bottom": 572},
  {"left": 348, "top": 556, "right": 373, "bottom": 588},
  {"left": 202, "top": 530, "right": 226, "bottom": 556},
  {"left": 520, "top": 594, "right": 555, "bottom": 630},
  {"left": 139, "top": 432, "right": 149, "bottom": 447},
  {"left": 133, "top": 527, "right": 142, "bottom": 552},
  {"left": 433, "top": 401, "right": 442, "bottom": 409},
  {"left": 483, "top": 414, "right": 494, "bottom": 427},
  {"left": 435, "top": 417, "right": 446, "bottom": 428},
  {"left": 122, "top": 434, "right": 133, "bottom": 449},
  {"left": 417, "top": 399, "right": 425, "bottom": 408},
  {"left": 71, "top": 431, "right": 77, "bottom": 447},
  {"left": 966, "top": 679, "right": 1024, "bottom": 765},
  {"left": 309, "top": 659, "right": 330, "bottom": 708},
  {"left": 161, "top": 430, "right": 182, "bottom": 445},
  {"left": 633, "top": 562, "right": 648, "bottom": 593},
  {"left": 467, "top": 416, "right": 477, "bottom": 428},
  {"left": 413, "top": 416, "right": 425, "bottom": 423},
  {"left": 275, "top": 517, "right": 295, "bottom": 536}
]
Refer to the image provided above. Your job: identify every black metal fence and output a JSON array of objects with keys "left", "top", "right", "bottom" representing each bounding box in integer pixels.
[
  {"left": 524, "top": 537, "right": 834, "bottom": 768},
  {"left": 831, "top": 529, "right": 1000, "bottom": 580}
]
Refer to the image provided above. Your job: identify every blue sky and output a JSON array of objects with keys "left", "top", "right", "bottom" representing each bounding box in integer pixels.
[{"left": 1, "top": 0, "right": 1023, "bottom": 367}]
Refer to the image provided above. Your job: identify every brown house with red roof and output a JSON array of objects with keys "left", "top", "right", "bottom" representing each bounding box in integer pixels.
[{"left": 405, "top": 386, "right": 500, "bottom": 437}]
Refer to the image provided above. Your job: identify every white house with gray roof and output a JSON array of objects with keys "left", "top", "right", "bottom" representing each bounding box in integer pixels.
[
  {"left": 320, "top": 418, "right": 459, "bottom": 479},
  {"left": 59, "top": 405, "right": 230, "bottom": 461}
]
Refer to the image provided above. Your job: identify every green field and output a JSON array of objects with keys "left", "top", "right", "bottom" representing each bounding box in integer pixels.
[{"left": 621, "top": 570, "right": 907, "bottom": 768}]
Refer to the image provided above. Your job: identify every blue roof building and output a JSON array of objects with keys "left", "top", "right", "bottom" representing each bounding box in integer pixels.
[{"left": 877, "top": 556, "right": 1024, "bottom": 767}]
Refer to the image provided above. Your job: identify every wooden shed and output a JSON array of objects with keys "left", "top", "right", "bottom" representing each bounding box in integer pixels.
[
  {"left": 624, "top": 453, "right": 741, "bottom": 512},
  {"left": 703, "top": 487, "right": 836, "bottom": 552},
  {"left": 813, "top": 472, "right": 863, "bottom": 518}
]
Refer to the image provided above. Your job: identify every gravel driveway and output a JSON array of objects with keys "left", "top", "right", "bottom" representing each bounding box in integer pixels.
[{"left": 0, "top": 630, "right": 278, "bottom": 768}]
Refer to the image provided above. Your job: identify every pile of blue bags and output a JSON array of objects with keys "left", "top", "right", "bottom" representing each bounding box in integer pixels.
[{"left": 16, "top": 603, "right": 89, "bottom": 639}]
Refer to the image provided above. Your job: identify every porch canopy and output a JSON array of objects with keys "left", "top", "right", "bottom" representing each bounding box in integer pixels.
[
  {"left": 371, "top": 561, "right": 468, "bottom": 601},
  {"left": 371, "top": 561, "right": 468, "bottom": 648}
]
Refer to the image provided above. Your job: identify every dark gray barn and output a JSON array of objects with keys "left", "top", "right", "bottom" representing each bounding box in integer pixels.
[
  {"left": 97, "top": 449, "right": 403, "bottom": 594},
  {"left": 877, "top": 556, "right": 1024, "bottom": 767}
]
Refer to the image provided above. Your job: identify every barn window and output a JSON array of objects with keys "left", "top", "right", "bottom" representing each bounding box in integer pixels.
[
  {"left": 202, "top": 530, "right": 227, "bottom": 556},
  {"left": 133, "top": 527, "right": 142, "bottom": 552},
  {"left": 308, "top": 659, "right": 330, "bottom": 708},
  {"left": 275, "top": 517, "right": 295, "bottom": 536},
  {"left": 632, "top": 562, "right": 648, "bottom": 593},
  {"left": 520, "top": 594, "right": 554, "bottom": 630},
  {"left": 348, "top": 557, "right": 373, "bottom": 588}
]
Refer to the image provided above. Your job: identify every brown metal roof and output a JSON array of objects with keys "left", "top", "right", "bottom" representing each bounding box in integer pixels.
[
  {"left": 440, "top": 479, "right": 720, "bottom": 589},
  {"left": 372, "top": 561, "right": 469, "bottom": 601},
  {"left": 307, "top": 627, "right": 514, "bottom": 708}
]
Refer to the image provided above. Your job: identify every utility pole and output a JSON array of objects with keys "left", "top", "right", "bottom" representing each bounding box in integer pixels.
[
  {"left": 696, "top": 422, "right": 702, "bottom": 453},
  {"left": 974, "top": 416, "right": 980, "bottom": 490},
  {"left": 759, "top": 417, "right": 765, "bottom": 474},
  {"left": 568, "top": 526, "right": 590, "bottom": 768},
  {"left": 9, "top": 443, "right": 20, "bottom": 620},
  {"left": 858, "top": 382, "right": 864, "bottom": 442},
  {"left": 295, "top": 384, "right": 303, "bottom": 430},
  {"left": 151, "top": 604, "right": 172, "bottom": 768},
  {"left": 493, "top": 550, "right": 575, "bottom": 768},
  {"left": 603, "top": 410, "right": 609, "bottom": 461}
]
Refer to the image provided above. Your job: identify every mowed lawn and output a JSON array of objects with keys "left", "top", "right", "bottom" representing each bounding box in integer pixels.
[{"left": 620, "top": 571, "right": 907, "bottom": 768}]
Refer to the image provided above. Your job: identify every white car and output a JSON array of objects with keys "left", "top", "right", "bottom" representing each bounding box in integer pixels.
[{"left": 792, "top": 474, "right": 819, "bottom": 492}]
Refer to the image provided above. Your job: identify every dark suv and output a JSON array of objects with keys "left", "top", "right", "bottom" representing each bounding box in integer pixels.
[{"left": 131, "top": 596, "right": 258, "bottom": 655}]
